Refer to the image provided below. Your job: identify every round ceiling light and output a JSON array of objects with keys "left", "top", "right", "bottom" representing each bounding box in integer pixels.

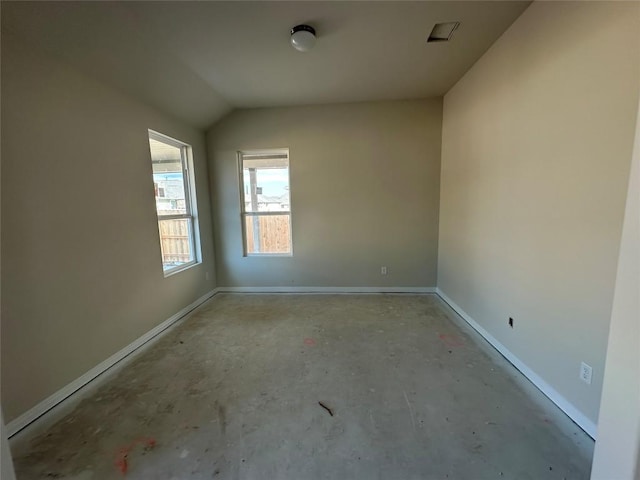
[{"left": 290, "top": 24, "right": 316, "bottom": 52}]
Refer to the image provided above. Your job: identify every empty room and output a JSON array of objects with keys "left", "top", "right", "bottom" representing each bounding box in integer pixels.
[{"left": 1, "top": 1, "right": 639, "bottom": 479}]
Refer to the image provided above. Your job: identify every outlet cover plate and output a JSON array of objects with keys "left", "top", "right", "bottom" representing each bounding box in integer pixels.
[{"left": 580, "top": 362, "right": 593, "bottom": 385}]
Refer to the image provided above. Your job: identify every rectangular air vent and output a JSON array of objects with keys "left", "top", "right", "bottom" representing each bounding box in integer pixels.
[{"left": 427, "top": 22, "right": 460, "bottom": 43}]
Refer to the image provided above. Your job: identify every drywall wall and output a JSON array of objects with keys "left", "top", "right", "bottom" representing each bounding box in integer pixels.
[
  {"left": 1, "top": 33, "right": 216, "bottom": 422},
  {"left": 1, "top": 40, "right": 16, "bottom": 476},
  {"left": 590, "top": 98, "right": 640, "bottom": 479},
  {"left": 438, "top": 1, "right": 639, "bottom": 428},
  {"left": 1, "top": 414, "right": 16, "bottom": 480},
  {"left": 207, "top": 100, "right": 442, "bottom": 288}
]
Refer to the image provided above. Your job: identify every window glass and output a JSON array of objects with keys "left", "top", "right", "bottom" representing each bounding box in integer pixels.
[
  {"left": 239, "top": 150, "right": 292, "bottom": 255},
  {"left": 148, "top": 131, "right": 199, "bottom": 273}
]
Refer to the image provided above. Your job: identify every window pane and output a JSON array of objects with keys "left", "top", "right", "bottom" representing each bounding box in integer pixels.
[
  {"left": 149, "top": 137, "right": 187, "bottom": 216},
  {"left": 158, "top": 218, "right": 194, "bottom": 270},
  {"left": 244, "top": 214, "right": 291, "bottom": 254},
  {"left": 242, "top": 158, "right": 290, "bottom": 213}
]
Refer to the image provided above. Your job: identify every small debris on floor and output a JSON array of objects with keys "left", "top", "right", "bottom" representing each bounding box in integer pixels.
[{"left": 318, "top": 401, "right": 334, "bottom": 416}]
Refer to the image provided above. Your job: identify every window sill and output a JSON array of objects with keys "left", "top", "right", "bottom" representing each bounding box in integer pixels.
[{"left": 163, "top": 261, "right": 199, "bottom": 278}]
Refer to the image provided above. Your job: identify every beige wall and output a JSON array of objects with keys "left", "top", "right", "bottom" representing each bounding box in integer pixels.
[
  {"left": 438, "top": 1, "right": 639, "bottom": 427},
  {"left": 1, "top": 414, "right": 16, "bottom": 480},
  {"left": 591, "top": 97, "right": 640, "bottom": 480},
  {"left": 0, "top": 33, "right": 16, "bottom": 477},
  {"left": 207, "top": 100, "right": 442, "bottom": 288},
  {"left": 1, "top": 34, "right": 216, "bottom": 422}
]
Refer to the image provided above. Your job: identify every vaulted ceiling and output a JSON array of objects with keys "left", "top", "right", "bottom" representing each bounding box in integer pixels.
[{"left": 1, "top": 1, "right": 530, "bottom": 128}]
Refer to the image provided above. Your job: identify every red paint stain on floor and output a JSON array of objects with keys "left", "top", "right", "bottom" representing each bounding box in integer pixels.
[
  {"left": 303, "top": 338, "right": 316, "bottom": 346},
  {"left": 439, "top": 334, "right": 464, "bottom": 347},
  {"left": 114, "top": 437, "right": 156, "bottom": 475}
]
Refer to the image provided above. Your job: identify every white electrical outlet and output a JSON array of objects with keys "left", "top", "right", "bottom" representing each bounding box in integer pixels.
[
  {"left": 580, "top": 362, "right": 593, "bottom": 385},
  {"left": 381, "top": 266, "right": 387, "bottom": 275}
]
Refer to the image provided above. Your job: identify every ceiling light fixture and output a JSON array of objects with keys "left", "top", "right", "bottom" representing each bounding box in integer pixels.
[{"left": 290, "top": 24, "right": 316, "bottom": 52}]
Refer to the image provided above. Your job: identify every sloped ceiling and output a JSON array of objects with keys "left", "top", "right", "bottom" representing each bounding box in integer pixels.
[{"left": 1, "top": 1, "right": 530, "bottom": 128}]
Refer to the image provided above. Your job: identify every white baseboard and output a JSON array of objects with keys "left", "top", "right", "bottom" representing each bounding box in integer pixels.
[
  {"left": 216, "top": 286, "right": 436, "bottom": 294},
  {"left": 6, "top": 290, "right": 217, "bottom": 438},
  {"left": 435, "top": 288, "right": 597, "bottom": 439}
]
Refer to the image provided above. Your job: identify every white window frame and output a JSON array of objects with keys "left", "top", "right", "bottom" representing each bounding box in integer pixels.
[
  {"left": 148, "top": 129, "right": 201, "bottom": 276},
  {"left": 238, "top": 149, "right": 293, "bottom": 257}
]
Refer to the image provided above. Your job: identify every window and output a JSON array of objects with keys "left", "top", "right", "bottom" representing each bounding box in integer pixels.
[
  {"left": 239, "top": 149, "right": 292, "bottom": 256},
  {"left": 148, "top": 130, "right": 200, "bottom": 275}
]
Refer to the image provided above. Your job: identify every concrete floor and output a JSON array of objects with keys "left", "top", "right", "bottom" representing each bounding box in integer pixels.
[{"left": 10, "top": 294, "right": 593, "bottom": 479}]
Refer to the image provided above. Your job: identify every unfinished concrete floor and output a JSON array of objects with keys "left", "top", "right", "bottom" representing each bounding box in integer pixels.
[{"left": 10, "top": 294, "right": 593, "bottom": 479}]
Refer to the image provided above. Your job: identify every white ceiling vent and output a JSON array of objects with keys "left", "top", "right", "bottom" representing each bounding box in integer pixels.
[{"left": 427, "top": 22, "right": 460, "bottom": 43}]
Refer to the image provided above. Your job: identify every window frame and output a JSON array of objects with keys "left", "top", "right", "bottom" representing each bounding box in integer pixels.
[
  {"left": 148, "top": 129, "right": 201, "bottom": 276},
  {"left": 238, "top": 148, "right": 293, "bottom": 257}
]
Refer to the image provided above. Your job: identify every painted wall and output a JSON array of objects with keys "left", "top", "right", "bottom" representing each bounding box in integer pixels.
[
  {"left": 1, "top": 414, "right": 16, "bottom": 480},
  {"left": 1, "top": 34, "right": 216, "bottom": 422},
  {"left": 590, "top": 97, "right": 640, "bottom": 479},
  {"left": 207, "top": 100, "right": 442, "bottom": 288},
  {"left": 1, "top": 38, "right": 17, "bottom": 477},
  {"left": 438, "top": 1, "right": 639, "bottom": 429}
]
